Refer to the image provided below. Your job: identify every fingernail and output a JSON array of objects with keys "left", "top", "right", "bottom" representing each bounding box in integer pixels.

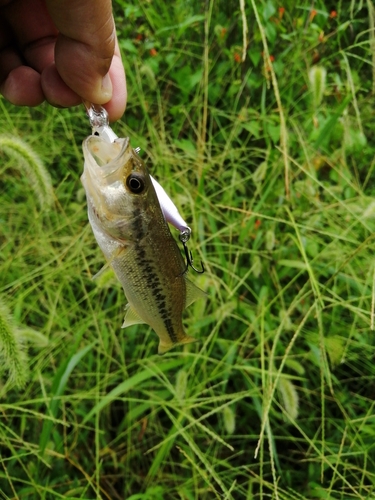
[{"left": 101, "top": 73, "right": 112, "bottom": 100}]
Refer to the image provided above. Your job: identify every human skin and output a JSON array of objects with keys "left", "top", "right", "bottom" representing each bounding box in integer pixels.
[{"left": 0, "top": 0, "right": 126, "bottom": 122}]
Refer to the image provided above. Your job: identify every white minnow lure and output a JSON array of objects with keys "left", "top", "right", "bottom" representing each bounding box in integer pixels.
[
  {"left": 150, "top": 177, "right": 191, "bottom": 235},
  {"left": 84, "top": 102, "right": 191, "bottom": 237},
  {"left": 81, "top": 134, "right": 205, "bottom": 354}
]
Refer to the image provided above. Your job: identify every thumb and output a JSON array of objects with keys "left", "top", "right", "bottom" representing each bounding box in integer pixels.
[{"left": 45, "top": 0, "right": 115, "bottom": 104}]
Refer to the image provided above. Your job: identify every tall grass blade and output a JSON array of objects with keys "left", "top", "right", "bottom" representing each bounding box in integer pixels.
[
  {"left": 249, "top": 0, "right": 290, "bottom": 198},
  {"left": 39, "top": 343, "right": 95, "bottom": 455},
  {"left": 83, "top": 359, "right": 184, "bottom": 423}
]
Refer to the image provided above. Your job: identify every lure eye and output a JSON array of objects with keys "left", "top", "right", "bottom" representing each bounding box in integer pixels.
[{"left": 126, "top": 173, "right": 145, "bottom": 194}]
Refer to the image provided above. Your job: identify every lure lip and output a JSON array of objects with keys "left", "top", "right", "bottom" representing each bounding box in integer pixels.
[{"left": 83, "top": 101, "right": 118, "bottom": 142}]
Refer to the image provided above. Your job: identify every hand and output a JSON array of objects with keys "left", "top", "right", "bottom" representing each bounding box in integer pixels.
[{"left": 0, "top": 0, "right": 126, "bottom": 121}]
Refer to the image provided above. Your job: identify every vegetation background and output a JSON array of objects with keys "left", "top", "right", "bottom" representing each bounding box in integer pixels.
[{"left": 1, "top": 0, "right": 375, "bottom": 498}]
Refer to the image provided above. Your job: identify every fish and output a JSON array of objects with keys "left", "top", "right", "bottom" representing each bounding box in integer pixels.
[{"left": 81, "top": 134, "right": 205, "bottom": 354}]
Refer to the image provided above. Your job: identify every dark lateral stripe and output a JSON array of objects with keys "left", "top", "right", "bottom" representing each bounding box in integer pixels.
[
  {"left": 154, "top": 291, "right": 178, "bottom": 344},
  {"left": 164, "top": 317, "right": 178, "bottom": 344},
  {"left": 131, "top": 204, "right": 180, "bottom": 345}
]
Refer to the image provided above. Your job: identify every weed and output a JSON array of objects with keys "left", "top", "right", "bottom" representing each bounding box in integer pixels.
[
  {"left": 0, "top": 298, "right": 28, "bottom": 389},
  {"left": 0, "top": 134, "right": 54, "bottom": 209},
  {"left": 0, "top": 0, "right": 375, "bottom": 498}
]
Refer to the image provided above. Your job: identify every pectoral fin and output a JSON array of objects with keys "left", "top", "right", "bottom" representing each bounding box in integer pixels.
[
  {"left": 92, "top": 247, "right": 127, "bottom": 281},
  {"left": 92, "top": 262, "right": 111, "bottom": 281},
  {"left": 122, "top": 304, "right": 146, "bottom": 328},
  {"left": 184, "top": 277, "right": 206, "bottom": 308}
]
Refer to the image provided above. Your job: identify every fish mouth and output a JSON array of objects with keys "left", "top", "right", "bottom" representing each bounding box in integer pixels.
[
  {"left": 82, "top": 135, "right": 131, "bottom": 180},
  {"left": 81, "top": 135, "right": 135, "bottom": 213}
]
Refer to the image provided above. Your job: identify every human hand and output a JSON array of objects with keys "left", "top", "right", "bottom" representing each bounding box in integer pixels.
[{"left": 0, "top": 0, "right": 126, "bottom": 122}]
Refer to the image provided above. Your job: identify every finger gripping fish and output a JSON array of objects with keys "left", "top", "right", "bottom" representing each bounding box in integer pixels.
[{"left": 81, "top": 135, "right": 204, "bottom": 354}]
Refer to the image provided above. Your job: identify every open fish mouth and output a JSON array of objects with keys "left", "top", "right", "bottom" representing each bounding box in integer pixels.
[
  {"left": 81, "top": 136, "right": 131, "bottom": 215},
  {"left": 82, "top": 136, "right": 131, "bottom": 179}
]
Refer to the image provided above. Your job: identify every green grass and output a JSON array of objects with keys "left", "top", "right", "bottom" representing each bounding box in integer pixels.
[{"left": 1, "top": 0, "right": 375, "bottom": 498}]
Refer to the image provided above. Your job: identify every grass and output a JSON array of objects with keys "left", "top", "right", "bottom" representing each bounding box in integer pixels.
[{"left": 1, "top": 0, "right": 375, "bottom": 498}]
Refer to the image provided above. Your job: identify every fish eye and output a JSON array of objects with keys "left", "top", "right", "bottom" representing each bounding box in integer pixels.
[{"left": 126, "top": 173, "right": 145, "bottom": 194}]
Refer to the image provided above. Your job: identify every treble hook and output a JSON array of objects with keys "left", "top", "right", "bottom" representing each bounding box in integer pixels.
[{"left": 179, "top": 230, "right": 205, "bottom": 274}]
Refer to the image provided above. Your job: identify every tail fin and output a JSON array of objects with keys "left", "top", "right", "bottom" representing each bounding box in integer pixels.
[{"left": 158, "top": 335, "right": 197, "bottom": 355}]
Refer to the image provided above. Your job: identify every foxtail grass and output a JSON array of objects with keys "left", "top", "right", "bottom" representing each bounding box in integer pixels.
[
  {"left": 0, "top": 298, "right": 28, "bottom": 388},
  {"left": 0, "top": 134, "right": 54, "bottom": 209}
]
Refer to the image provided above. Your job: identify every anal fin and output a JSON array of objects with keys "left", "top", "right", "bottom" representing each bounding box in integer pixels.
[
  {"left": 184, "top": 277, "right": 206, "bottom": 308},
  {"left": 122, "top": 304, "right": 146, "bottom": 328}
]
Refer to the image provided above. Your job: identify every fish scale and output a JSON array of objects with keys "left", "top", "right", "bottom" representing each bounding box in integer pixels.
[{"left": 81, "top": 134, "right": 205, "bottom": 354}]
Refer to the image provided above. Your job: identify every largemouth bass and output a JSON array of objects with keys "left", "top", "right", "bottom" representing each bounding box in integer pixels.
[{"left": 81, "top": 135, "right": 204, "bottom": 354}]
